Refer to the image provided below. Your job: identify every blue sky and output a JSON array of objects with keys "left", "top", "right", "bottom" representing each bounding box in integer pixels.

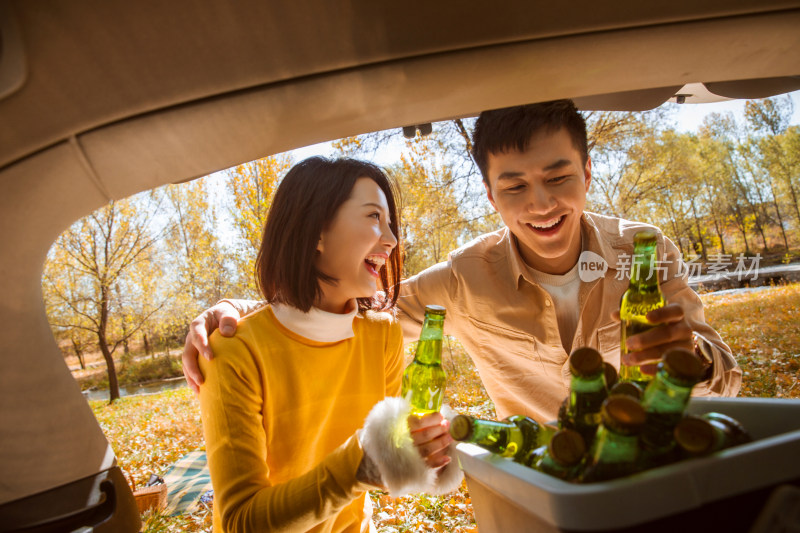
[{"left": 668, "top": 90, "right": 800, "bottom": 132}]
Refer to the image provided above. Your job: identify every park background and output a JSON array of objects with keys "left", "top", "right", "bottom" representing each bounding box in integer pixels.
[{"left": 45, "top": 94, "right": 800, "bottom": 531}]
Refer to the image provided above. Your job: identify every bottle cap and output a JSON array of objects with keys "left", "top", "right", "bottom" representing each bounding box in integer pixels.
[
  {"left": 662, "top": 348, "right": 705, "bottom": 383},
  {"left": 601, "top": 396, "right": 646, "bottom": 435},
  {"left": 569, "top": 347, "right": 603, "bottom": 377},
  {"left": 424, "top": 304, "right": 446, "bottom": 316},
  {"left": 609, "top": 381, "right": 643, "bottom": 400},
  {"left": 674, "top": 415, "right": 715, "bottom": 455},
  {"left": 549, "top": 429, "right": 587, "bottom": 466},
  {"left": 703, "top": 412, "right": 752, "bottom": 445},
  {"left": 603, "top": 362, "right": 619, "bottom": 389},
  {"left": 449, "top": 414, "right": 474, "bottom": 441},
  {"left": 633, "top": 230, "right": 658, "bottom": 245}
]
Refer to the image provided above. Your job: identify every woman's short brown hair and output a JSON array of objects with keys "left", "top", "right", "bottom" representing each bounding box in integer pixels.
[{"left": 255, "top": 156, "right": 402, "bottom": 312}]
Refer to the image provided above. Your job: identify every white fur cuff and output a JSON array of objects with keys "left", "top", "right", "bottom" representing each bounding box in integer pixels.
[{"left": 361, "top": 397, "right": 463, "bottom": 497}]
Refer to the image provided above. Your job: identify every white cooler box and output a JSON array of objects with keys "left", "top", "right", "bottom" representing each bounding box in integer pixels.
[{"left": 456, "top": 397, "right": 800, "bottom": 533}]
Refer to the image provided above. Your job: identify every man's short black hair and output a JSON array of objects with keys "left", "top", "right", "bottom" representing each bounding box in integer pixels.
[{"left": 471, "top": 99, "right": 589, "bottom": 186}]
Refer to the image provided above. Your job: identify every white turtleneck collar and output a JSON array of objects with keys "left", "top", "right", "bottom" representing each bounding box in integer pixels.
[{"left": 271, "top": 301, "right": 357, "bottom": 343}]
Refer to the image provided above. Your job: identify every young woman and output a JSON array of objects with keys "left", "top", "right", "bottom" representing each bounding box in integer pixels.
[{"left": 198, "top": 157, "right": 461, "bottom": 533}]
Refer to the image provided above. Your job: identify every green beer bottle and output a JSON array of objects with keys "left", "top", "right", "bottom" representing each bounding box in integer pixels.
[
  {"left": 639, "top": 348, "right": 705, "bottom": 465},
  {"left": 527, "top": 428, "right": 587, "bottom": 482},
  {"left": 559, "top": 347, "right": 608, "bottom": 446},
  {"left": 619, "top": 230, "right": 665, "bottom": 388},
  {"left": 674, "top": 412, "right": 752, "bottom": 458},
  {"left": 580, "top": 395, "right": 646, "bottom": 483},
  {"left": 402, "top": 305, "right": 447, "bottom": 416},
  {"left": 449, "top": 414, "right": 556, "bottom": 462}
]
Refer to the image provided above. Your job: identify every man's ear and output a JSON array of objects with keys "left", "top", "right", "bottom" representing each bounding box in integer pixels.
[
  {"left": 584, "top": 157, "right": 592, "bottom": 191},
  {"left": 484, "top": 180, "right": 498, "bottom": 212}
]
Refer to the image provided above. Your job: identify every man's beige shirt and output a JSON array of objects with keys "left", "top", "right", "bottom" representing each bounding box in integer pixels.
[
  {"left": 229, "top": 212, "right": 741, "bottom": 424},
  {"left": 396, "top": 212, "right": 741, "bottom": 422}
]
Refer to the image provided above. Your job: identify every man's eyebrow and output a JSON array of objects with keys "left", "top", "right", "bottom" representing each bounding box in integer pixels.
[
  {"left": 496, "top": 171, "right": 524, "bottom": 182},
  {"left": 496, "top": 159, "right": 573, "bottom": 181},
  {"left": 543, "top": 159, "right": 572, "bottom": 171}
]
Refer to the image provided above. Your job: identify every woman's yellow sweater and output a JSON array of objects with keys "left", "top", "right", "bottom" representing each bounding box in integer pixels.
[{"left": 199, "top": 305, "right": 404, "bottom": 532}]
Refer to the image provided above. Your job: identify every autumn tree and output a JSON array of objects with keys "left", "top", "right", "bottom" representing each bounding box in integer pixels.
[
  {"left": 586, "top": 109, "right": 670, "bottom": 218},
  {"left": 42, "top": 195, "right": 170, "bottom": 402},
  {"left": 158, "top": 176, "right": 233, "bottom": 347},
  {"left": 225, "top": 154, "right": 293, "bottom": 297},
  {"left": 387, "top": 136, "right": 474, "bottom": 276},
  {"left": 745, "top": 96, "right": 799, "bottom": 253}
]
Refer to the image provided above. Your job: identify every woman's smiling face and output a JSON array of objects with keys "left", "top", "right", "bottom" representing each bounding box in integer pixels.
[{"left": 315, "top": 177, "right": 398, "bottom": 313}]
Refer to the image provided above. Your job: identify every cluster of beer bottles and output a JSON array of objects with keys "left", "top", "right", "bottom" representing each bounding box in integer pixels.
[{"left": 450, "top": 346, "right": 752, "bottom": 483}]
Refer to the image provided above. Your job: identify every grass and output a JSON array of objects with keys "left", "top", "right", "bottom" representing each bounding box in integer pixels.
[
  {"left": 75, "top": 351, "right": 184, "bottom": 392},
  {"left": 701, "top": 283, "right": 800, "bottom": 398},
  {"left": 87, "top": 283, "right": 800, "bottom": 532}
]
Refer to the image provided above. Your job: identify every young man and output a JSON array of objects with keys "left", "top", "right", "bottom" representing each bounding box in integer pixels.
[{"left": 182, "top": 100, "right": 741, "bottom": 423}]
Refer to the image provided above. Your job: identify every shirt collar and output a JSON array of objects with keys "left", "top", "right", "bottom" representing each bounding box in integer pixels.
[
  {"left": 271, "top": 301, "right": 357, "bottom": 342},
  {"left": 504, "top": 213, "right": 623, "bottom": 289},
  {"left": 580, "top": 212, "right": 627, "bottom": 273}
]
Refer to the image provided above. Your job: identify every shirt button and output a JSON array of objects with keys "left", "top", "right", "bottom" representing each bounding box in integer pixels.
[{"left": 545, "top": 299, "right": 551, "bottom": 307}]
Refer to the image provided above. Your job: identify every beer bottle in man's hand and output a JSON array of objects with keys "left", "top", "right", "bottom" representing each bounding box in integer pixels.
[{"left": 619, "top": 230, "right": 665, "bottom": 388}]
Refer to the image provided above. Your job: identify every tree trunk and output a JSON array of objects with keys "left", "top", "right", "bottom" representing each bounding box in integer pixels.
[
  {"left": 98, "top": 287, "right": 120, "bottom": 403},
  {"left": 690, "top": 198, "right": 708, "bottom": 262},
  {"left": 71, "top": 337, "right": 85, "bottom": 370},
  {"left": 755, "top": 210, "right": 769, "bottom": 253},
  {"left": 711, "top": 215, "right": 726, "bottom": 255},
  {"left": 143, "top": 332, "right": 152, "bottom": 356},
  {"left": 785, "top": 177, "right": 800, "bottom": 237},
  {"left": 729, "top": 156, "right": 769, "bottom": 252},
  {"left": 98, "top": 337, "right": 120, "bottom": 404},
  {"left": 122, "top": 321, "right": 130, "bottom": 356},
  {"left": 769, "top": 181, "right": 790, "bottom": 252},
  {"left": 770, "top": 138, "right": 800, "bottom": 232},
  {"left": 732, "top": 205, "right": 751, "bottom": 255}
]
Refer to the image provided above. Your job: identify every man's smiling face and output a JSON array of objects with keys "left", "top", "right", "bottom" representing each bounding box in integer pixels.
[{"left": 484, "top": 127, "right": 591, "bottom": 275}]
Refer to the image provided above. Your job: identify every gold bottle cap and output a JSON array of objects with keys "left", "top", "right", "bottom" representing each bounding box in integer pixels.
[
  {"left": 569, "top": 347, "right": 603, "bottom": 377},
  {"left": 662, "top": 348, "right": 705, "bottom": 382},
  {"left": 549, "top": 429, "right": 587, "bottom": 466},
  {"left": 633, "top": 230, "right": 658, "bottom": 244},
  {"left": 674, "top": 416, "right": 715, "bottom": 455},
  {"left": 449, "top": 414, "right": 474, "bottom": 441},
  {"left": 602, "top": 395, "right": 646, "bottom": 434},
  {"left": 703, "top": 412, "right": 752, "bottom": 445},
  {"left": 424, "top": 304, "right": 446, "bottom": 316},
  {"left": 603, "top": 362, "right": 619, "bottom": 389}
]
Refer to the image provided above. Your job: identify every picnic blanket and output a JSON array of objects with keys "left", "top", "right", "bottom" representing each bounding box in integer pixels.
[{"left": 162, "top": 449, "right": 214, "bottom": 515}]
